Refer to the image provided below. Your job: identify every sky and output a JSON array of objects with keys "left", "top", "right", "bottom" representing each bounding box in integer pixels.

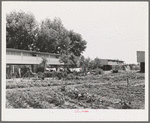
[{"left": 3, "top": 1, "right": 148, "bottom": 64}]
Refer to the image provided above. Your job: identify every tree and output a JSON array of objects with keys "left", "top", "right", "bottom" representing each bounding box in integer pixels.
[
  {"left": 36, "top": 17, "right": 71, "bottom": 54},
  {"left": 78, "top": 55, "right": 85, "bottom": 67},
  {"left": 7, "top": 11, "right": 87, "bottom": 67},
  {"left": 59, "top": 30, "right": 87, "bottom": 68},
  {"left": 78, "top": 55, "right": 87, "bottom": 73},
  {"left": 68, "top": 30, "right": 87, "bottom": 56},
  {"left": 88, "top": 60, "right": 95, "bottom": 70},
  {"left": 6, "top": 11, "right": 38, "bottom": 50},
  {"left": 84, "top": 57, "right": 91, "bottom": 71},
  {"left": 93, "top": 57, "right": 102, "bottom": 69},
  {"left": 59, "top": 53, "right": 78, "bottom": 72}
]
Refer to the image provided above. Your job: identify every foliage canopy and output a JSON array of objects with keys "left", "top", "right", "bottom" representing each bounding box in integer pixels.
[{"left": 6, "top": 11, "right": 87, "bottom": 66}]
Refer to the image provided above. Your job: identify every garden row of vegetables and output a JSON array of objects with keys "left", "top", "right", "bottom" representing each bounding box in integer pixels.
[{"left": 6, "top": 72, "right": 145, "bottom": 109}]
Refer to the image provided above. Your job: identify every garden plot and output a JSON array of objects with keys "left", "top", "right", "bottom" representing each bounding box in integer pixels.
[{"left": 6, "top": 71, "right": 145, "bottom": 109}]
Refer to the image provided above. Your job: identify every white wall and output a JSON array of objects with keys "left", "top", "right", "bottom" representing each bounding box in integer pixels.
[{"left": 6, "top": 50, "right": 63, "bottom": 65}]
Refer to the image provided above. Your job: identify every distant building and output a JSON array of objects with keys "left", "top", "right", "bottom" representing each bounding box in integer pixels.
[
  {"left": 137, "top": 51, "right": 145, "bottom": 72},
  {"left": 100, "top": 59, "right": 124, "bottom": 70}
]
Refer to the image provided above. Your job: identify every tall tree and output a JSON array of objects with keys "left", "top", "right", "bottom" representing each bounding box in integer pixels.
[
  {"left": 7, "top": 11, "right": 87, "bottom": 67},
  {"left": 36, "top": 17, "right": 71, "bottom": 54},
  {"left": 93, "top": 57, "right": 102, "bottom": 69},
  {"left": 6, "top": 11, "right": 38, "bottom": 50},
  {"left": 68, "top": 30, "right": 87, "bottom": 56},
  {"left": 59, "top": 30, "right": 87, "bottom": 68},
  {"left": 84, "top": 57, "right": 91, "bottom": 70},
  {"left": 78, "top": 55, "right": 86, "bottom": 73}
]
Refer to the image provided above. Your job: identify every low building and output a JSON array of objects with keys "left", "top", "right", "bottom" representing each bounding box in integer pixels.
[
  {"left": 100, "top": 59, "right": 124, "bottom": 70},
  {"left": 6, "top": 48, "right": 64, "bottom": 78},
  {"left": 137, "top": 51, "right": 145, "bottom": 72}
]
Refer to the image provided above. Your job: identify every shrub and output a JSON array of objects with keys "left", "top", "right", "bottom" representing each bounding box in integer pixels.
[
  {"left": 73, "top": 71, "right": 78, "bottom": 76},
  {"left": 6, "top": 84, "right": 17, "bottom": 89},
  {"left": 66, "top": 74, "right": 75, "bottom": 80},
  {"left": 99, "top": 68, "right": 104, "bottom": 74},
  {"left": 6, "top": 91, "right": 30, "bottom": 108},
  {"left": 91, "top": 68, "right": 103, "bottom": 75},
  {"left": 44, "top": 92, "right": 65, "bottom": 106},
  {"left": 52, "top": 71, "right": 57, "bottom": 78},
  {"left": 56, "top": 72, "right": 62, "bottom": 80},
  {"left": 61, "top": 71, "right": 68, "bottom": 78},
  {"left": 60, "top": 85, "right": 66, "bottom": 91},
  {"left": 6, "top": 89, "right": 66, "bottom": 109}
]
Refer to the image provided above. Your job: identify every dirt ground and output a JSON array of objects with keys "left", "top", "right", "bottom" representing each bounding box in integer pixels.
[{"left": 6, "top": 70, "right": 145, "bottom": 109}]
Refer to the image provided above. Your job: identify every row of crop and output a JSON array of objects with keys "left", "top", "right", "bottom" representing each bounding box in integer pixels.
[
  {"left": 6, "top": 80, "right": 144, "bottom": 109},
  {"left": 6, "top": 88, "right": 65, "bottom": 109},
  {"left": 63, "top": 82, "right": 144, "bottom": 109},
  {"left": 59, "top": 85, "right": 121, "bottom": 109},
  {"left": 6, "top": 75, "right": 104, "bottom": 89}
]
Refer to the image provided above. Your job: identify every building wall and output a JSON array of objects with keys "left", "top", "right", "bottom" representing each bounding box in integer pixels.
[
  {"left": 137, "top": 51, "right": 145, "bottom": 73},
  {"left": 6, "top": 48, "right": 63, "bottom": 78},
  {"left": 102, "top": 65, "right": 112, "bottom": 70},
  {"left": 140, "top": 62, "right": 145, "bottom": 73},
  {"left": 6, "top": 49, "right": 63, "bottom": 65},
  {"left": 108, "top": 61, "right": 124, "bottom": 65},
  {"left": 100, "top": 59, "right": 124, "bottom": 71},
  {"left": 100, "top": 59, "right": 124, "bottom": 66},
  {"left": 108, "top": 61, "right": 118, "bottom": 65},
  {"left": 100, "top": 59, "right": 108, "bottom": 65},
  {"left": 137, "top": 51, "right": 145, "bottom": 62}
]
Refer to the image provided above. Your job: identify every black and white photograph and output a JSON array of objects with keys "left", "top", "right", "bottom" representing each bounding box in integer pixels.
[{"left": 1, "top": 1, "right": 148, "bottom": 121}]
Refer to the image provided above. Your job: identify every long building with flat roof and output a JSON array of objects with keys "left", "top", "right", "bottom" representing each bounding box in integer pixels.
[
  {"left": 100, "top": 59, "right": 124, "bottom": 70},
  {"left": 100, "top": 59, "right": 124, "bottom": 65},
  {"left": 6, "top": 48, "right": 64, "bottom": 79},
  {"left": 6, "top": 48, "right": 63, "bottom": 65}
]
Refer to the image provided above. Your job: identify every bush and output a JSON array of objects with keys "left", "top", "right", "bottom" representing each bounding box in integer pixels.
[
  {"left": 73, "top": 71, "right": 78, "bottom": 76},
  {"left": 6, "top": 89, "right": 65, "bottom": 108},
  {"left": 56, "top": 72, "right": 62, "bottom": 80},
  {"left": 99, "top": 68, "right": 104, "bottom": 74},
  {"left": 60, "top": 85, "right": 66, "bottom": 91},
  {"left": 44, "top": 92, "right": 65, "bottom": 106},
  {"left": 66, "top": 74, "right": 75, "bottom": 80},
  {"left": 52, "top": 71, "right": 57, "bottom": 78},
  {"left": 6, "top": 84, "right": 17, "bottom": 89},
  {"left": 62, "top": 71, "right": 68, "bottom": 78},
  {"left": 93, "top": 68, "right": 103, "bottom": 75}
]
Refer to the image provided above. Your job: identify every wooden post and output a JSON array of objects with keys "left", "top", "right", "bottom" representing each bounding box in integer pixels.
[
  {"left": 18, "top": 67, "right": 21, "bottom": 78},
  {"left": 6, "top": 65, "right": 10, "bottom": 79},
  {"left": 127, "top": 78, "right": 129, "bottom": 87},
  {"left": 10, "top": 65, "right": 12, "bottom": 79},
  {"left": 33, "top": 64, "right": 37, "bottom": 73},
  {"left": 12, "top": 65, "right": 14, "bottom": 73}
]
